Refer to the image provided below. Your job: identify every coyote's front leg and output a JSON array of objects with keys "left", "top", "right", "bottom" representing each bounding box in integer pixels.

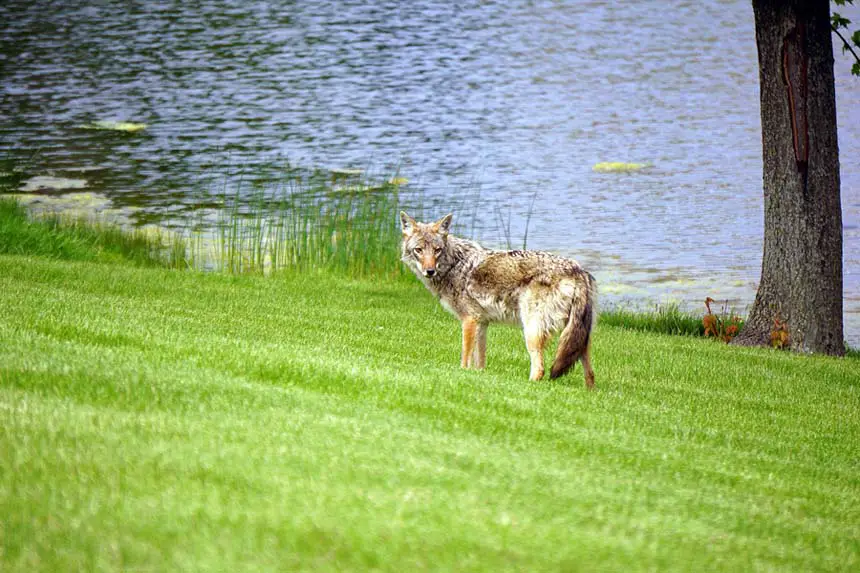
[
  {"left": 471, "top": 322, "right": 488, "bottom": 369},
  {"left": 461, "top": 317, "right": 478, "bottom": 368}
]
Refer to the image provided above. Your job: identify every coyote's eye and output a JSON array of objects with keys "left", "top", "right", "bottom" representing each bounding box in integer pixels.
[
  {"left": 434, "top": 248, "right": 442, "bottom": 255},
  {"left": 414, "top": 247, "right": 423, "bottom": 255}
]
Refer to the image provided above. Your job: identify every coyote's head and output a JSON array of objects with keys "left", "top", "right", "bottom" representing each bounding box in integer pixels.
[{"left": 400, "top": 211, "right": 453, "bottom": 279}]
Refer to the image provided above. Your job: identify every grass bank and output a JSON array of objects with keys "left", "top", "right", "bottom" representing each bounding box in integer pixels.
[
  {"left": 1, "top": 214, "right": 859, "bottom": 571},
  {"left": 0, "top": 198, "right": 174, "bottom": 267},
  {"left": 2, "top": 168, "right": 406, "bottom": 279}
]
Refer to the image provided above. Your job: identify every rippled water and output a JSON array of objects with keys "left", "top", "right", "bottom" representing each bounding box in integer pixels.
[{"left": 1, "top": 0, "right": 859, "bottom": 343}]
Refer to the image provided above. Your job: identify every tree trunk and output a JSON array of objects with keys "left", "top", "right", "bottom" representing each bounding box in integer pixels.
[{"left": 734, "top": 0, "right": 844, "bottom": 355}]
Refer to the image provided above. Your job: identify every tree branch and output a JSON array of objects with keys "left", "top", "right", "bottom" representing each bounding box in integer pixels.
[{"left": 831, "top": 23, "right": 860, "bottom": 72}]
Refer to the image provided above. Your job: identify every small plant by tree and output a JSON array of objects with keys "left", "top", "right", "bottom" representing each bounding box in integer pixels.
[
  {"left": 770, "top": 314, "right": 791, "bottom": 349},
  {"left": 703, "top": 298, "right": 743, "bottom": 344}
]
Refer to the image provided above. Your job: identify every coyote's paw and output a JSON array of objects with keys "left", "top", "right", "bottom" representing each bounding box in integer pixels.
[{"left": 529, "top": 367, "right": 544, "bottom": 381}]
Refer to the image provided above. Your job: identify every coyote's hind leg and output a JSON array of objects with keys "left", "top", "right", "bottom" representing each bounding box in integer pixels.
[
  {"left": 523, "top": 320, "right": 548, "bottom": 381},
  {"left": 581, "top": 339, "right": 595, "bottom": 389}
]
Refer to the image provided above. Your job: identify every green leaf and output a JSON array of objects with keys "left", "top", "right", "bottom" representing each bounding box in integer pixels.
[
  {"left": 834, "top": 0, "right": 847, "bottom": 5},
  {"left": 832, "top": 13, "right": 851, "bottom": 28},
  {"left": 852, "top": 29, "right": 860, "bottom": 47},
  {"left": 853, "top": 61, "right": 860, "bottom": 76}
]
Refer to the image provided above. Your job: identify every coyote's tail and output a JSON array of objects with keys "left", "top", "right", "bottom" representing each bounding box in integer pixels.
[{"left": 550, "top": 272, "right": 597, "bottom": 379}]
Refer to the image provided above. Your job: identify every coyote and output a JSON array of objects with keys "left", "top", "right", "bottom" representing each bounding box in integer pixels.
[{"left": 400, "top": 212, "right": 597, "bottom": 386}]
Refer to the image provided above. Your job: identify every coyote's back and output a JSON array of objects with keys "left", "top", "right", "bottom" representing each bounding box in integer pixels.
[{"left": 400, "top": 211, "right": 596, "bottom": 386}]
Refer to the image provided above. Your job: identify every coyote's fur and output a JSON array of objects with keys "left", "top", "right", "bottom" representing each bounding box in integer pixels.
[{"left": 400, "top": 212, "right": 597, "bottom": 386}]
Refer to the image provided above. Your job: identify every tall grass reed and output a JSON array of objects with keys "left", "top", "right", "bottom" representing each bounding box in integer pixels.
[{"left": 177, "top": 171, "right": 407, "bottom": 278}]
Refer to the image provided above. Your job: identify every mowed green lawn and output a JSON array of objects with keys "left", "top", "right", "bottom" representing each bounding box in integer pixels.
[{"left": 1, "top": 253, "right": 859, "bottom": 571}]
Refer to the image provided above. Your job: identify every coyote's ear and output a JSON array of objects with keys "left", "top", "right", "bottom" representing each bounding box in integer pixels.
[
  {"left": 400, "top": 211, "right": 417, "bottom": 235},
  {"left": 433, "top": 213, "right": 453, "bottom": 236}
]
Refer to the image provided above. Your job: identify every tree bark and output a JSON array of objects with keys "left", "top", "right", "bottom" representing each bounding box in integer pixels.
[{"left": 733, "top": 0, "right": 845, "bottom": 355}]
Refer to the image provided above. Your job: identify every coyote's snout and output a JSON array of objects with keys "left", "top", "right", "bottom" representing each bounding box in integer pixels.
[{"left": 400, "top": 211, "right": 597, "bottom": 386}]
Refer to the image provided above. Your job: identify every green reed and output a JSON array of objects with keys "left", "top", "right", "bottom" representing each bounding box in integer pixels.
[{"left": 179, "top": 172, "right": 407, "bottom": 278}]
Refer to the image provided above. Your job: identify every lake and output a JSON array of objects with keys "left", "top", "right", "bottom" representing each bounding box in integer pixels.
[{"left": 1, "top": 0, "right": 858, "bottom": 344}]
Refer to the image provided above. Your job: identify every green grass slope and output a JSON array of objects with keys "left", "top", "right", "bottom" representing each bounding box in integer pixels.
[
  {"left": 1, "top": 253, "right": 859, "bottom": 571},
  {"left": 0, "top": 199, "right": 170, "bottom": 267}
]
